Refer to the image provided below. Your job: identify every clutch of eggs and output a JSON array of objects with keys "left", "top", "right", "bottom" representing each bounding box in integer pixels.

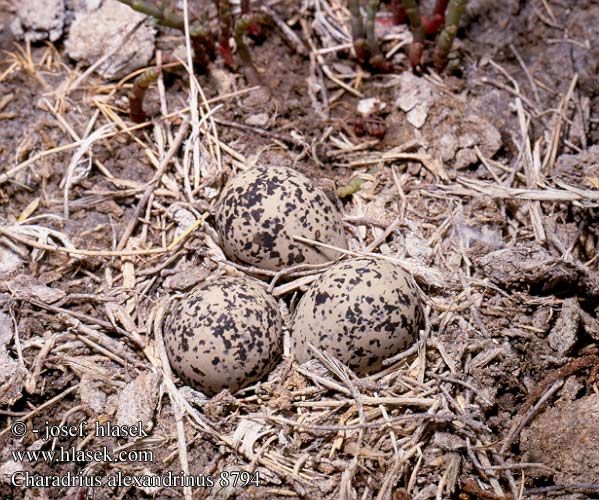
[
  {"left": 163, "top": 276, "right": 283, "bottom": 395},
  {"left": 215, "top": 166, "right": 348, "bottom": 271},
  {"left": 291, "top": 257, "right": 423, "bottom": 374}
]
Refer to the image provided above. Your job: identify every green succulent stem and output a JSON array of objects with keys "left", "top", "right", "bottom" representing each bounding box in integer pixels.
[
  {"left": 401, "top": 0, "right": 425, "bottom": 44},
  {"left": 115, "top": 0, "right": 185, "bottom": 30},
  {"left": 401, "top": 0, "right": 426, "bottom": 67},
  {"left": 337, "top": 168, "right": 378, "bottom": 198},
  {"left": 366, "top": 0, "right": 391, "bottom": 71},
  {"left": 432, "top": 0, "right": 467, "bottom": 71},
  {"left": 115, "top": 0, "right": 214, "bottom": 65}
]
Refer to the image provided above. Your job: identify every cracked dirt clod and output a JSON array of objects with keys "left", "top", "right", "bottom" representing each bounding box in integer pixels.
[
  {"left": 554, "top": 145, "right": 599, "bottom": 189},
  {"left": 395, "top": 72, "right": 433, "bottom": 129},
  {"left": 390, "top": 72, "right": 501, "bottom": 169},
  {"left": 521, "top": 395, "right": 599, "bottom": 484},
  {"left": 478, "top": 243, "right": 581, "bottom": 293},
  {"left": 115, "top": 371, "right": 160, "bottom": 429}
]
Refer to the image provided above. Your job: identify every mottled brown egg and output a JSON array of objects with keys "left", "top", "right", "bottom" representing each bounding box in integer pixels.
[
  {"left": 215, "top": 166, "right": 348, "bottom": 272},
  {"left": 291, "top": 258, "right": 423, "bottom": 374},
  {"left": 164, "top": 277, "right": 283, "bottom": 395}
]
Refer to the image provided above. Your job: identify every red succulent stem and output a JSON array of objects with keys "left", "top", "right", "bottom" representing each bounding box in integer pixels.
[
  {"left": 129, "top": 66, "right": 160, "bottom": 123},
  {"left": 433, "top": 0, "right": 449, "bottom": 16},
  {"left": 389, "top": 0, "right": 406, "bottom": 24},
  {"left": 190, "top": 19, "right": 216, "bottom": 70},
  {"left": 408, "top": 42, "right": 424, "bottom": 68},
  {"left": 239, "top": 0, "right": 261, "bottom": 37},
  {"left": 422, "top": 13, "right": 443, "bottom": 34},
  {"left": 422, "top": 0, "right": 449, "bottom": 34},
  {"left": 217, "top": 0, "right": 234, "bottom": 67}
]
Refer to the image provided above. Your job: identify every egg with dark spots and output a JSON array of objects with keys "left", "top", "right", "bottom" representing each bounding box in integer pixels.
[
  {"left": 215, "top": 166, "right": 348, "bottom": 272},
  {"left": 291, "top": 258, "right": 423, "bottom": 374},
  {"left": 163, "top": 276, "right": 283, "bottom": 395}
]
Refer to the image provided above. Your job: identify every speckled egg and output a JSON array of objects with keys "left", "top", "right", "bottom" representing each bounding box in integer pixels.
[
  {"left": 215, "top": 166, "right": 348, "bottom": 271},
  {"left": 164, "top": 276, "right": 283, "bottom": 395},
  {"left": 291, "top": 258, "right": 423, "bottom": 374}
]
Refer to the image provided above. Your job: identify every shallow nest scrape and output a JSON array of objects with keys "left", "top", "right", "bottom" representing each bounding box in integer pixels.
[{"left": 1, "top": 0, "right": 599, "bottom": 499}]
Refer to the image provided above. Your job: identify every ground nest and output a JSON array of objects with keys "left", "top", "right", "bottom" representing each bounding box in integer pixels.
[{"left": 1, "top": 0, "right": 599, "bottom": 499}]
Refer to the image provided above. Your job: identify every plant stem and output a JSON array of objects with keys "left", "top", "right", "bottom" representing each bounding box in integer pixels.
[
  {"left": 349, "top": 0, "right": 367, "bottom": 63},
  {"left": 365, "top": 0, "right": 380, "bottom": 58},
  {"left": 115, "top": 0, "right": 214, "bottom": 67},
  {"left": 401, "top": 0, "right": 425, "bottom": 67},
  {"left": 234, "top": 15, "right": 261, "bottom": 86},
  {"left": 401, "top": 0, "right": 425, "bottom": 42},
  {"left": 422, "top": 0, "right": 448, "bottom": 34},
  {"left": 432, "top": 0, "right": 467, "bottom": 71},
  {"left": 115, "top": 0, "right": 185, "bottom": 30},
  {"left": 337, "top": 176, "right": 367, "bottom": 198},
  {"left": 190, "top": 23, "right": 216, "bottom": 69},
  {"left": 129, "top": 66, "right": 160, "bottom": 122},
  {"left": 240, "top": 0, "right": 251, "bottom": 15},
  {"left": 240, "top": 0, "right": 261, "bottom": 37},
  {"left": 433, "top": 0, "right": 450, "bottom": 16},
  {"left": 366, "top": 0, "right": 391, "bottom": 71},
  {"left": 389, "top": 0, "right": 406, "bottom": 24},
  {"left": 337, "top": 168, "right": 378, "bottom": 197},
  {"left": 217, "top": 0, "right": 234, "bottom": 67}
]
